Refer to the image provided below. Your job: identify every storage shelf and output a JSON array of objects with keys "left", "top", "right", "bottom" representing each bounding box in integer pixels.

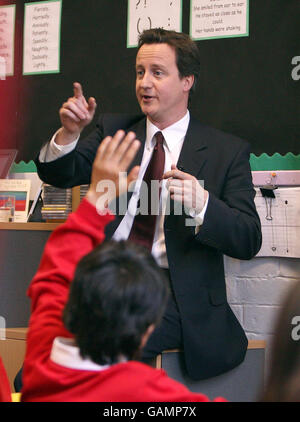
[{"left": 0, "top": 222, "right": 61, "bottom": 231}]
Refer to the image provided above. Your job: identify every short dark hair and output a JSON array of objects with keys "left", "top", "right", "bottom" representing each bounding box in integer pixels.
[
  {"left": 138, "top": 28, "right": 201, "bottom": 96},
  {"left": 63, "top": 240, "right": 169, "bottom": 365}
]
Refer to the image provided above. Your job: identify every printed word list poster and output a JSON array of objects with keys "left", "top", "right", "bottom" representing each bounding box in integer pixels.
[
  {"left": 23, "top": 0, "right": 62, "bottom": 75},
  {"left": 0, "top": 4, "right": 16, "bottom": 78}
]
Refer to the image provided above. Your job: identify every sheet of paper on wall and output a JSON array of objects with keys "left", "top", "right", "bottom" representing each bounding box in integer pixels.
[
  {"left": 190, "top": 0, "right": 249, "bottom": 41},
  {"left": 127, "top": 0, "right": 182, "bottom": 48},
  {"left": 23, "top": 0, "right": 62, "bottom": 75},
  {"left": 254, "top": 187, "right": 300, "bottom": 258},
  {"left": 0, "top": 4, "right": 16, "bottom": 78},
  {"left": 0, "top": 179, "right": 31, "bottom": 223}
]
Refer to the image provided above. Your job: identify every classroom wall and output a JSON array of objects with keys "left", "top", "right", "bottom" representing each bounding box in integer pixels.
[
  {"left": 0, "top": 0, "right": 299, "bottom": 160},
  {"left": 225, "top": 255, "right": 300, "bottom": 374},
  {"left": 1, "top": 0, "right": 299, "bottom": 382}
]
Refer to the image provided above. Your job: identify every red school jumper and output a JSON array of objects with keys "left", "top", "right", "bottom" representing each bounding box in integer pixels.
[{"left": 21, "top": 198, "right": 225, "bottom": 402}]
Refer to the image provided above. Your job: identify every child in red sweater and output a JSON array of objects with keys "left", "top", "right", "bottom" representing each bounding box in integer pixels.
[{"left": 21, "top": 130, "right": 225, "bottom": 402}]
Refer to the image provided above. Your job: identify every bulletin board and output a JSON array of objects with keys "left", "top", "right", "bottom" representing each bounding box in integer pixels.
[{"left": 0, "top": 0, "right": 299, "bottom": 163}]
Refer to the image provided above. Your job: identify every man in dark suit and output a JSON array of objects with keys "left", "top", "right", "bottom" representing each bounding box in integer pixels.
[{"left": 35, "top": 28, "right": 262, "bottom": 381}]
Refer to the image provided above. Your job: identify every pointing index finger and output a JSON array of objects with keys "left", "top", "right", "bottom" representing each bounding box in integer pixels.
[
  {"left": 164, "top": 168, "right": 194, "bottom": 180},
  {"left": 73, "top": 82, "right": 83, "bottom": 99},
  {"left": 163, "top": 168, "right": 182, "bottom": 180}
]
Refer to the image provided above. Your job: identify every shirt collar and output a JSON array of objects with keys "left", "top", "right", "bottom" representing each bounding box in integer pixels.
[
  {"left": 146, "top": 110, "right": 190, "bottom": 152},
  {"left": 50, "top": 337, "right": 126, "bottom": 371}
]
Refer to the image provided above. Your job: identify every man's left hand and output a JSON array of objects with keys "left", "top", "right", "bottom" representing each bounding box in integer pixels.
[{"left": 163, "top": 164, "right": 208, "bottom": 215}]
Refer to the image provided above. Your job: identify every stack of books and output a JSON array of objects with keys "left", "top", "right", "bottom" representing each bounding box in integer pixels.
[
  {"left": 80, "top": 184, "right": 89, "bottom": 202},
  {"left": 41, "top": 184, "right": 72, "bottom": 221}
]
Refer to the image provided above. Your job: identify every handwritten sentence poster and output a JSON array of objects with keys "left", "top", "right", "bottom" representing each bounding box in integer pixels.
[
  {"left": 190, "top": 0, "right": 249, "bottom": 40},
  {"left": 127, "top": 0, "right": 182, "bottom": 48}
]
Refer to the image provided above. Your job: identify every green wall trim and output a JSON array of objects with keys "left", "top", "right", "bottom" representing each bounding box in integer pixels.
[
  {"left": 10, "top": 160, "right": 37, "bottom": 173},
  {"left": 250, "top": 153, "right": 300, "bottom": 171},
  {"left": 9, "top": 153, "right": 300, "bottom": 174}
]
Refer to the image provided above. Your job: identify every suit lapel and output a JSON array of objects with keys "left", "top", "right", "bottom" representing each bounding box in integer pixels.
[
  {"left": 126, "top": 115, "right": 209, "bottom": 178},
  {"left": 165, "top": 116, "right": 209, "bottom": 220},
  {"left": 177, "top": 116, "right": 208, "bottom": 179},
  {"left": 126, "top": 117, "right": 147, "bottom": 173},
  {"left": 107, "top": 115, "right": 210, "bottom": 235}
]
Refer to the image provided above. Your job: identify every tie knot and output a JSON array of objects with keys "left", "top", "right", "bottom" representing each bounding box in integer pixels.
[{"left": 155, "top": 131, "right": 164, "bottom": 146}]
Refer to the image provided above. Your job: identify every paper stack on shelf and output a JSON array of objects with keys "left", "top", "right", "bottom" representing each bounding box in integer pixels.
[{"left": 41, "top": 184, "right": 72, "bottom": 221}]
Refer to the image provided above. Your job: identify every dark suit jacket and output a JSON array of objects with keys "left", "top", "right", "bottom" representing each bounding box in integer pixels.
[{"left": 36, "top": 113, "right": 262, "bottom": 380}]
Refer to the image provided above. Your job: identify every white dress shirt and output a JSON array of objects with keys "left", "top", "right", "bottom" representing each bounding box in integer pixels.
[{"left": 39, "top": 111, "right": 209, "bottom": 268}]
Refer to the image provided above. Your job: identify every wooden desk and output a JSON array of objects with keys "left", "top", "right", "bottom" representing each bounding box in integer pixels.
[
  {"left": 0, "top": 327, "right": 27, "bottom": 393},
  {"left": 0, "top": 222, "right": 60, "bottom": 231}
]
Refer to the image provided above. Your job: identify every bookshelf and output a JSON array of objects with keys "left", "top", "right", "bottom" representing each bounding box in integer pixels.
[{"left": 0, "top": 186, "right": 81, "bottom": 231}]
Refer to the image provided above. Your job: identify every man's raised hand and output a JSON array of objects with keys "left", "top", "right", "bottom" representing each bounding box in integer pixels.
[{"left": 56, "top": 82, "right": 97, "bottom": 145}]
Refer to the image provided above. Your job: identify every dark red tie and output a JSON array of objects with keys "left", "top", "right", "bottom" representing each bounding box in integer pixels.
[{"left": 128, "top": 131, "right": 165, "bottom": 250}]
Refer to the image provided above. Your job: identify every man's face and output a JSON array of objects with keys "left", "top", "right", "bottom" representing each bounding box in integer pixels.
[{"left": 135, "top": 43, "right": 193, "bottom": 129}]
